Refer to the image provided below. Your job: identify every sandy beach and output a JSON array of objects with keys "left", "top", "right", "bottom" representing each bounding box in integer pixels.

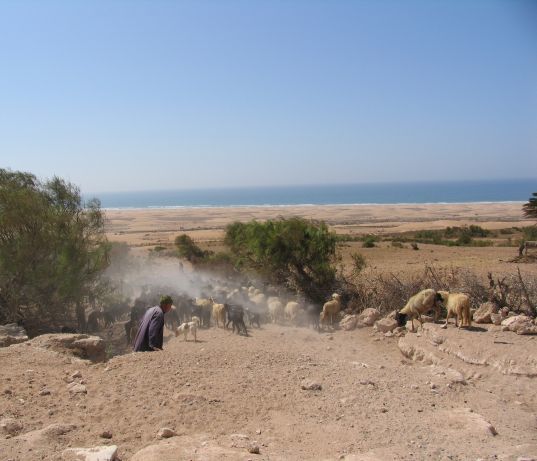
[{"left": 104, "top": 202, "right": 528, "bottom": 247}]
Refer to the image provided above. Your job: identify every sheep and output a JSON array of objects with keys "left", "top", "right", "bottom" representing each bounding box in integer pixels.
[
  {"left": 194, "top": 297, "right": 212, "bottom": 328},
  {"left": 268, "top": 299, "right": 284, "bottom": 324},
  {"left": 320, "top": 293, "right": 341, "bottom": 327},
  {"left": 211, "top": 297, "right": 227, "bottom": 328},
  {"left": 284, "top": 301, "right": 300, "bottom": 324},
  {"left": 437, "top": 290, "right": 472, "bottom": 329},
  {"left": 395, "top": 288, "right": 442, "bottom": 332}
]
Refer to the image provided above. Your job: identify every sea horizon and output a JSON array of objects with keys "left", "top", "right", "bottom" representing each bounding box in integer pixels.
[{"left": 86, "top": 179, "right": 536, "bottom": 210}]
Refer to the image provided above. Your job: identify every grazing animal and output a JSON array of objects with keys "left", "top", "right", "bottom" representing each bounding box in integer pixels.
[
  {"left": 245, "top": 307, "right": 261, "bottom": 328},
  {"left": 225, "top": 304, "right": 248, "bottom": 336},
  {"left": 125, "top": 303, "right": 147, "bottom": 345},
  {"left": 519, "top": 240, "right": 537, "bottom": 256},
  {"left": 165, "top": 305, "right": 180, "bottom": 331},
  {"left": 194, "top": 297, "right": 212, "bottom": 328},
  {"left": 437, "top": 290, "right": 472, "bottom": 329},
  {"left": 305, "top": 304, "right": 321, "bottom": 331},
  {"left": 211, "top": 298, "right": 227, "bottom": 328},
  {"left": 103, "top": 311, "right": 115, "bottom": 328},
  {"left": 87, "top": 310, "right": 103, "bottom": 332},
  {"left": 320, "top": 293, "right": 341, "bottom": 327},
  {"left": 395, "top": 289, "right": 442, "bottom": 332},
  {"left": 284, "top": 301, "right": 300, "bottom": 324},
  {"left": 175, "top": 317, "right": 200, "bottom": 342},
  {"left": 268, "top": 299, "right": 284, "bottom": 324}
]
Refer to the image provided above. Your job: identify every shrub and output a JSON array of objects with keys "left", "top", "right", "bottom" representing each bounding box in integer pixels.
[
  {"left": 174, "top": 234, "right": 206, "bottom": 262},
  {"left": 362, "top": 235, "right": 377, "bottom": 248},
  {"left": 523, "top": 226, "right": 537, "bottom": 241},
  {"left": 225, "top": 218, "right": 337, "bottom": 302},
  {"left": 350, "top": 252, "right": 367, "bottom": 275}
]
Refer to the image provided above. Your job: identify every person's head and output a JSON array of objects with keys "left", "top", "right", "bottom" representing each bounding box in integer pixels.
[{"left": 159, "top": 295, "right": 174, "bottom": 313}]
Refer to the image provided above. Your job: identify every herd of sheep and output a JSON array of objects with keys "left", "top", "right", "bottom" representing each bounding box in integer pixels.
[{"left": 84, "top": 277, "right": 473, "bottom": 347}]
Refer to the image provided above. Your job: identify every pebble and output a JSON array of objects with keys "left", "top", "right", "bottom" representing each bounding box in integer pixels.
[
  {"left": 157, "top": 427, "right": 177, "bottom": 439},
  {"left": 39, "top": 388, "right": 51, "bottom": 396},
  {"left": 100, "top": 430, "right": 113, "bottom": 439},
  {"left": 248, "top": 443, "right": 260, "bottom": 454}
]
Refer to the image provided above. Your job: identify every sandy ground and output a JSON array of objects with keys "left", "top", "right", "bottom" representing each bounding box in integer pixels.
[
  {"left": 2, "top": 202, "right": 537, "bottom": 460},
  {"left": 103, "top": 202, "right": 528, "bottom": 247},
  {"left": 1, "top": 322, "right": 536, "bottom": 461}
]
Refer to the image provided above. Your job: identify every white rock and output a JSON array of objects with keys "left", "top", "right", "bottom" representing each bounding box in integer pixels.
[
  {"left": 68, "top": 383, "right": 87, "bottom": 395},
  {"left": 157, "top": 427, "right": 177, "bottom": 439},
  {"left": 374, "top": 317, "right": 398, "bottom": 333},
  {"left": 62, "top": 445, "right": 118, "bottom": 461},
  {"left": 357, "top": 308, "right": 381, "bottom": 327}
]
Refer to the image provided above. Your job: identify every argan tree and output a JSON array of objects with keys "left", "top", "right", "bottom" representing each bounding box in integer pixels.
[
  {"left": 225, "top": 217, "right": 337, "bottom": 301},
  {"left": 0, "top": 169, "right": 110, "bottom": 332}
]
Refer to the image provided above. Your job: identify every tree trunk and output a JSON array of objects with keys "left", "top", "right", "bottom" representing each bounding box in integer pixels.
[{"left": 76, "top": 301, "right": 86, "bottom": 333}]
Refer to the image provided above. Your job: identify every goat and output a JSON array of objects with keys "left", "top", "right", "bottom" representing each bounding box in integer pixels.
[
  {"left": 211, "top": 297, "right": 227, "bottom": 328},
  {"left": 175, "top": 317, "right": 200, "bottom": 342},
  {"left": 395, "top": 289, "right": 442, "bottom": 332},
  {"left": 437, "top": 291, "right": 472, "bottom": 329},
  {"left": 320, "top": 293, "right": 341, "bottom": 327},
  {"left": 225, "top": 304, "right": 248, "bottom": 336}
]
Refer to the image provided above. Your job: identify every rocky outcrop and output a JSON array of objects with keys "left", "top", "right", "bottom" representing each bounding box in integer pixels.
[
  {"left": 0, "top": 323, "right": 28, "bottom": 347},
  {"left": 28, "top": 334, "right": 106, "bottom": 362},
  {"left": 501, "top": 315, "right": 537, "bottom": 335},
  {"left": 130, "top": 434, "right": 251, "bottom": 461},
  {"left": 356, "top": 308, "right": 381, "bottom": 327},
  {"left": 473, "top": 302, "right": 498, "bottom": 324},
  {"left": 62, "top": 445, "right": 118, "bottom": 461},
  {"left": 373, "top": 317, "right": 398, "bottom": 333},
  {"left": 339, "top": 315, "right": 358, "bottom": 331},
  {"left": 398, "top": 323, "right": 537, "bottom": 377}
]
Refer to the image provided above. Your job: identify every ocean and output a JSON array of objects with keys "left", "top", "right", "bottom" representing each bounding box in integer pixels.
[{"left": 89, "top": 179, "right": 536, "bottom": 209}]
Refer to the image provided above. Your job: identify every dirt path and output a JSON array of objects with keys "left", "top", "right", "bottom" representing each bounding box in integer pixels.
[{"left": 1, "top": 323, "right": 537, "bottom": 460}]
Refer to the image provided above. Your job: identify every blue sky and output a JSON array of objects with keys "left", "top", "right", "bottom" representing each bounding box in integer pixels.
[{"left": 1, "top": 0, "right": 536, "bottom": 193}]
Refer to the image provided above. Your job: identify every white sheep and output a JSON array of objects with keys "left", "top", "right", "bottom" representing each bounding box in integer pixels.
[
  {"left": 284, "top": 301, "right": 300, "bottom": 323},
  {"left": 320, "top": 293, "right": 341, "bottom": 326},
  {"left": 395, "top": 289, "right": 441, "bottom": 332},
  {"left": 268, "top": 299, "right": 284, "bottom": 324},
  {"left": 437, "top": 291, "right": 472, "bottom": 329}
]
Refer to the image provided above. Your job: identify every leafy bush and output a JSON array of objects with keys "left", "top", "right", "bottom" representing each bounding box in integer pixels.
[
  {"left": 0, "top": 169, "right": 109, "bottom": 330},
  {"left": 523, "top": 226, "right": 537, "bottom": 241},
  {"left": 174, "top": 234, "right": 206, "bottom": 261},
  {"left": 225, "top": 218, "right": 337, "bottom": 302},
  {"left": 362, "top": 235, "right": 377, "bottom": 248},
  {"left": 350, "top": 252, "right": 367, "bottom": 275}
]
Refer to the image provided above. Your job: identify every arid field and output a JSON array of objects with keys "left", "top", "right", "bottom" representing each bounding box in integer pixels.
[{"left": 1, "top": 202, "right": 537, "bottom": 461}]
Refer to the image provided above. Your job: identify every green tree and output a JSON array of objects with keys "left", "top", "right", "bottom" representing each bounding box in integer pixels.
[
  {"left": 0, "top": 169, "right": 110, "bottom": 331},
  {"left": 174, "top": 234, "right": 206, "bottom": 262},
  {"left": 225, "top": 218, "right": 337, "bottom": 301},
  {"left": 523, "top": 192, "right": 537, "bottom": 220}
]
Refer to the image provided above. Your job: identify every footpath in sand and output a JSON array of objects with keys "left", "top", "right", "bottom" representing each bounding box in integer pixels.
[{"left": 1, "top": 323, "right": 537, "bottom": 461}]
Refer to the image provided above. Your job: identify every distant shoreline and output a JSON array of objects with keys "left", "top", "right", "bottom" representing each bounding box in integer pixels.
[
  {"left": 104, "top": 202, "right": 529, "bottom": 247},
  {"left": 101, "top": 200, "right": 526, "bottom": 212}
]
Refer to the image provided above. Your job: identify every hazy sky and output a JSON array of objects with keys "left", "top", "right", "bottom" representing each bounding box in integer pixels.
[{"left": 1, "top": 0, "right": 536, "bottom": 194}]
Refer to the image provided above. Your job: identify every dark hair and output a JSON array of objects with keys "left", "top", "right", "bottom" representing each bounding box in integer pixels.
[{"left": 160, "top": 295, "right": 173, "bottom": 306}]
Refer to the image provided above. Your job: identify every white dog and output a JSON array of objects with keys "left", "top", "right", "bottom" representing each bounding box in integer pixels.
[{"left": 175, "top": 316, "right": 200, "bottom": 342}]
